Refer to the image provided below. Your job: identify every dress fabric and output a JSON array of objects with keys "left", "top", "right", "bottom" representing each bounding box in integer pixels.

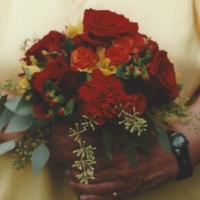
[{"left": 0, "top": 0, "right": 200, "bottom": 199}]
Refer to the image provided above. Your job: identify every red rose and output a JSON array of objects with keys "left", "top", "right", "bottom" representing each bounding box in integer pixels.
[
  {"left": 30, "top": 55, "right": 79, "bottom": 96},
  {"left": 71, "top": 46, "right": 99, "bottom": 70},
  {"left": 147, "top": 50, "right": 179, "bottom": 98},
  {"left": 148, "top": 39, "right": 159, "bottom": 54},
  {"left": 78, "top": 69, "right": 127, "bottom": 125},
  {"left": 25, "top": 31, "right": 66, "bottom": 62},
  {"left": 78, "top": 9, "right": 138, "bottom": 47},
  {"left": 105, "top": 46, "right": 131, "bottom": 66},
  {"left": 112, "top": 33, "right": 148, "bottom": 54}
]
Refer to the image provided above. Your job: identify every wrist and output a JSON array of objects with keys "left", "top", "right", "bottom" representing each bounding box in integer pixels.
[{"left": 168, "top": 131, "right": 193, "bottom": 180}]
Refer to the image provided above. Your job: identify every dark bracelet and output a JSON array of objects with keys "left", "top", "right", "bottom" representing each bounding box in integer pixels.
[{"left": 168, "top": 131, "right": 193, "bottom": 181}]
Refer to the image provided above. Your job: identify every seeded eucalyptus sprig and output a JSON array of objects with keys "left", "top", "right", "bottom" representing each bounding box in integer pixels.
[
  {"left": 118, "top": 106, "right": 147, "bottom": 135},
  {"left": 20, "top": 37, "right": 39, "bottom": 51},
  {"left": 69, "top": 117, "right": 97, "bottom": 184},
  {"left": 11, "top": 128, "right": 49, "bottom": 170},
  {"left": 0, "top": 78, "right": 16, "bottom": 96}
]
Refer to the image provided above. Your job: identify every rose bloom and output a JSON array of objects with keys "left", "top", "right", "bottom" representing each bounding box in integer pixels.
[
  {"left": 78, "top": 69, "right": 128, "bottom": 126},
  {"left": 112, "top": 33, "right": 148, "bottom": 54},
  {"left": 78, "top": 9, "right": 138, "bottom": 47},
  {"left": 105, "top": 46, "right": 131, "bottom": 66},
  {"left": 25, "top": 31, "right": 66, "bottom": 62},
  {"left": 71, "top": 46, "right": 99, "bottom": 70},
  {"left": 147, "top": 50, "right": 179, "bottom": 98},
  {"left": 123, "top": 94, "right": 146, "bottom": 115},
  {"left": 30, "top": 55, "right": 80, "bottom": 96},
  {"left": 148, "top": 39, "right": 159, "bottom": 54}
]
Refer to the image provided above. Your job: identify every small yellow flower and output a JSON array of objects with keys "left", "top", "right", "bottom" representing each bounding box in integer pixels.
[
  {"left": 95, "top": 47, "right": 117, "bottom": 76},
  {"left": 65, "top": 20, "right": 83, "bottom": 38},
  {"left": 17, "top": 56, "right": 41, "bottom": 94}
]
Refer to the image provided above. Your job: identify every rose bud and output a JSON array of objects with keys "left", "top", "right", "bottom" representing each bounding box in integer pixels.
[
  {"left": 134, "top": 54, "right": 140, "bottom": 61},
  {"left": 45, "top": 114, "right": 52, "bottom": 120},
  {"left": 129, "top": 64, "right": 135, "bottom": 72},
  {"left": 57, "top": 108, "right": 66, "bottom": 116}
]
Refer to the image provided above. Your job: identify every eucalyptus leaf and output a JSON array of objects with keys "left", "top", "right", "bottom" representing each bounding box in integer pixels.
[
  {"left": 0, "top": 95, "right": 7, "bottom": 116},
  {"left": 31, "top": 144, "right": 50, "bottom": 176},
  {"left": 4, "top": 95, "right": 33, "bottom": 115},
  {"left": 5, "top": 114, "right": 35, "bottom": 133},
  {"left": 156, "top": 125, "right": 172, "bottom": 154},
  {"left": 66, "top": 99, "right": 74, "bottom": 115},
  {"left": 124, "top": 137, "right": 138, "bottom": 168},
  {"left": 0, "top": 108, "right": 14, "bottom": 131},
  {"left": 5, "top": 96, "right": 21, "bottom": 113},
  {"left": 102, "top": 127, "right": 113, "bottom": 160},
  {"left": 0, "top": 140, "right": 15, "bottom": 155}
]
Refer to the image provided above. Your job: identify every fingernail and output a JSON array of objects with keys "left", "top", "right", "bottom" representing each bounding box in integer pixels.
[{"left": 80, "top": 195, "right": 88, "bottom": 200}]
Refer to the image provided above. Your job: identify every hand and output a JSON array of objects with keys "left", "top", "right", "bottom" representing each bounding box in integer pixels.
[
  {"left": 67, "top": 93, "right": 200, "bottom": 200},
  {"left": 67, "top": 137, "right": 178, "bottom": 200},
  {"left": 48, "top": 121, "right": 124, "bottom": 165},
  {"left": 0, "top": 128, "right": 24, "bottom": 143}
]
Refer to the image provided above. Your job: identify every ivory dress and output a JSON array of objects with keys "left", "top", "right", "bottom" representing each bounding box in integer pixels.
[{"left": 0, "top": 0, "right": 200, "bottom": 199}]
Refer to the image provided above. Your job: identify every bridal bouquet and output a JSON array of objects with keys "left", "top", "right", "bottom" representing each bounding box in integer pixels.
[{"left": 0, "top": 9, "right": 193, "bottom": 184}]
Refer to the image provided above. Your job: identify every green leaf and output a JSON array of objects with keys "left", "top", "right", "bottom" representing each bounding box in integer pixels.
[
  {"left": 124, "top": 137, "right": 138, "bottom": 168},
  {"left": 0, "top": 95, "right": 7, "bottom": 116},
  {"left": 5, "top": 114, "right": 35, "bottom": 133},
  {"left": 44, "top": 80, "right": 63, "bottom": 95},
  {"left": 61, "top": 38, "right": 75, "bottom": 54},
  {"left": 116, "top": 64, "right": 129, "bottom": 80},
  {"left": 29, "top": 118, "right": 49, "bottom": 133},
  {"left": 0, "top": 108, "right": 14, "bottom": 130},
  {"left": 129, "top": 129, "right": 151, "bottom": 155},
  {"left": 0, "top": 140, "right": 15, "bottom": 155},
  {"left": 66, "top": 99, "right": 74, "bottom": 115},
  {"left": 102, "top": 127, "right": 113, "bottom": 160},
  {"left": 31, "top": 144, "right": 50, "bottom": 176},
  {"left": 130, "top": 115, "right": 153, "bottom": 155},
  {"left": 16, "top": 90, "right": 36, "bottom": 111},
  {"left": 156, "top": 125, "right": 172, "bottom": 154}
]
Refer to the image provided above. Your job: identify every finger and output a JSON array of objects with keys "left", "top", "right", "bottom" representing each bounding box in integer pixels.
[
  {"left": 0, "top": 130, "right": 24, "bottom": 142},
  {"left": 69, "top": 180, "right": 122, "bottom": 195},
  {"left": 79, "top": 193, "right": 123, "bottom": 200}
]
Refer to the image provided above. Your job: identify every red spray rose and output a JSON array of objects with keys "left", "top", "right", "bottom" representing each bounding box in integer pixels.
[
  {"left": 123, "top": 94, "right": 146, "bottom": 115},
  {"left": 112, "top": 33, "right": 148, "bottom": 54},
  {"left": 78, "top": 69, "right": 128, "bottom": 125},
  {"left": 30, "top": 55, "right": 79, "bottom": 96},
  {"left": 105, "top": 46, "right": 131, "bottom": 66},
  {"left": 70, "top": 46, "right": 99, "bottom": 70},
  {"left": 78, "top": 9, "right": 138, "bottom": 47},
  {"left": 147, "top": 50, "right": 179, "bottom": 98},
  {"left": 148, "top": 39, "right": 159, "bottom": 54},
  {"left": 25, "top": 31, "right": 66, "bottom": 62}
]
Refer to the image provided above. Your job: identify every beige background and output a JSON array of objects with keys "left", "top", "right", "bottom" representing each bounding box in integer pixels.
[{"left": 0, "top": 0, "right": 200, "bottom": 199}]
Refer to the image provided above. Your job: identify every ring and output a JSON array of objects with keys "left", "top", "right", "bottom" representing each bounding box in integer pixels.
[{"left": 113, "top": 192, "right": 117, "bottom": 196}]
